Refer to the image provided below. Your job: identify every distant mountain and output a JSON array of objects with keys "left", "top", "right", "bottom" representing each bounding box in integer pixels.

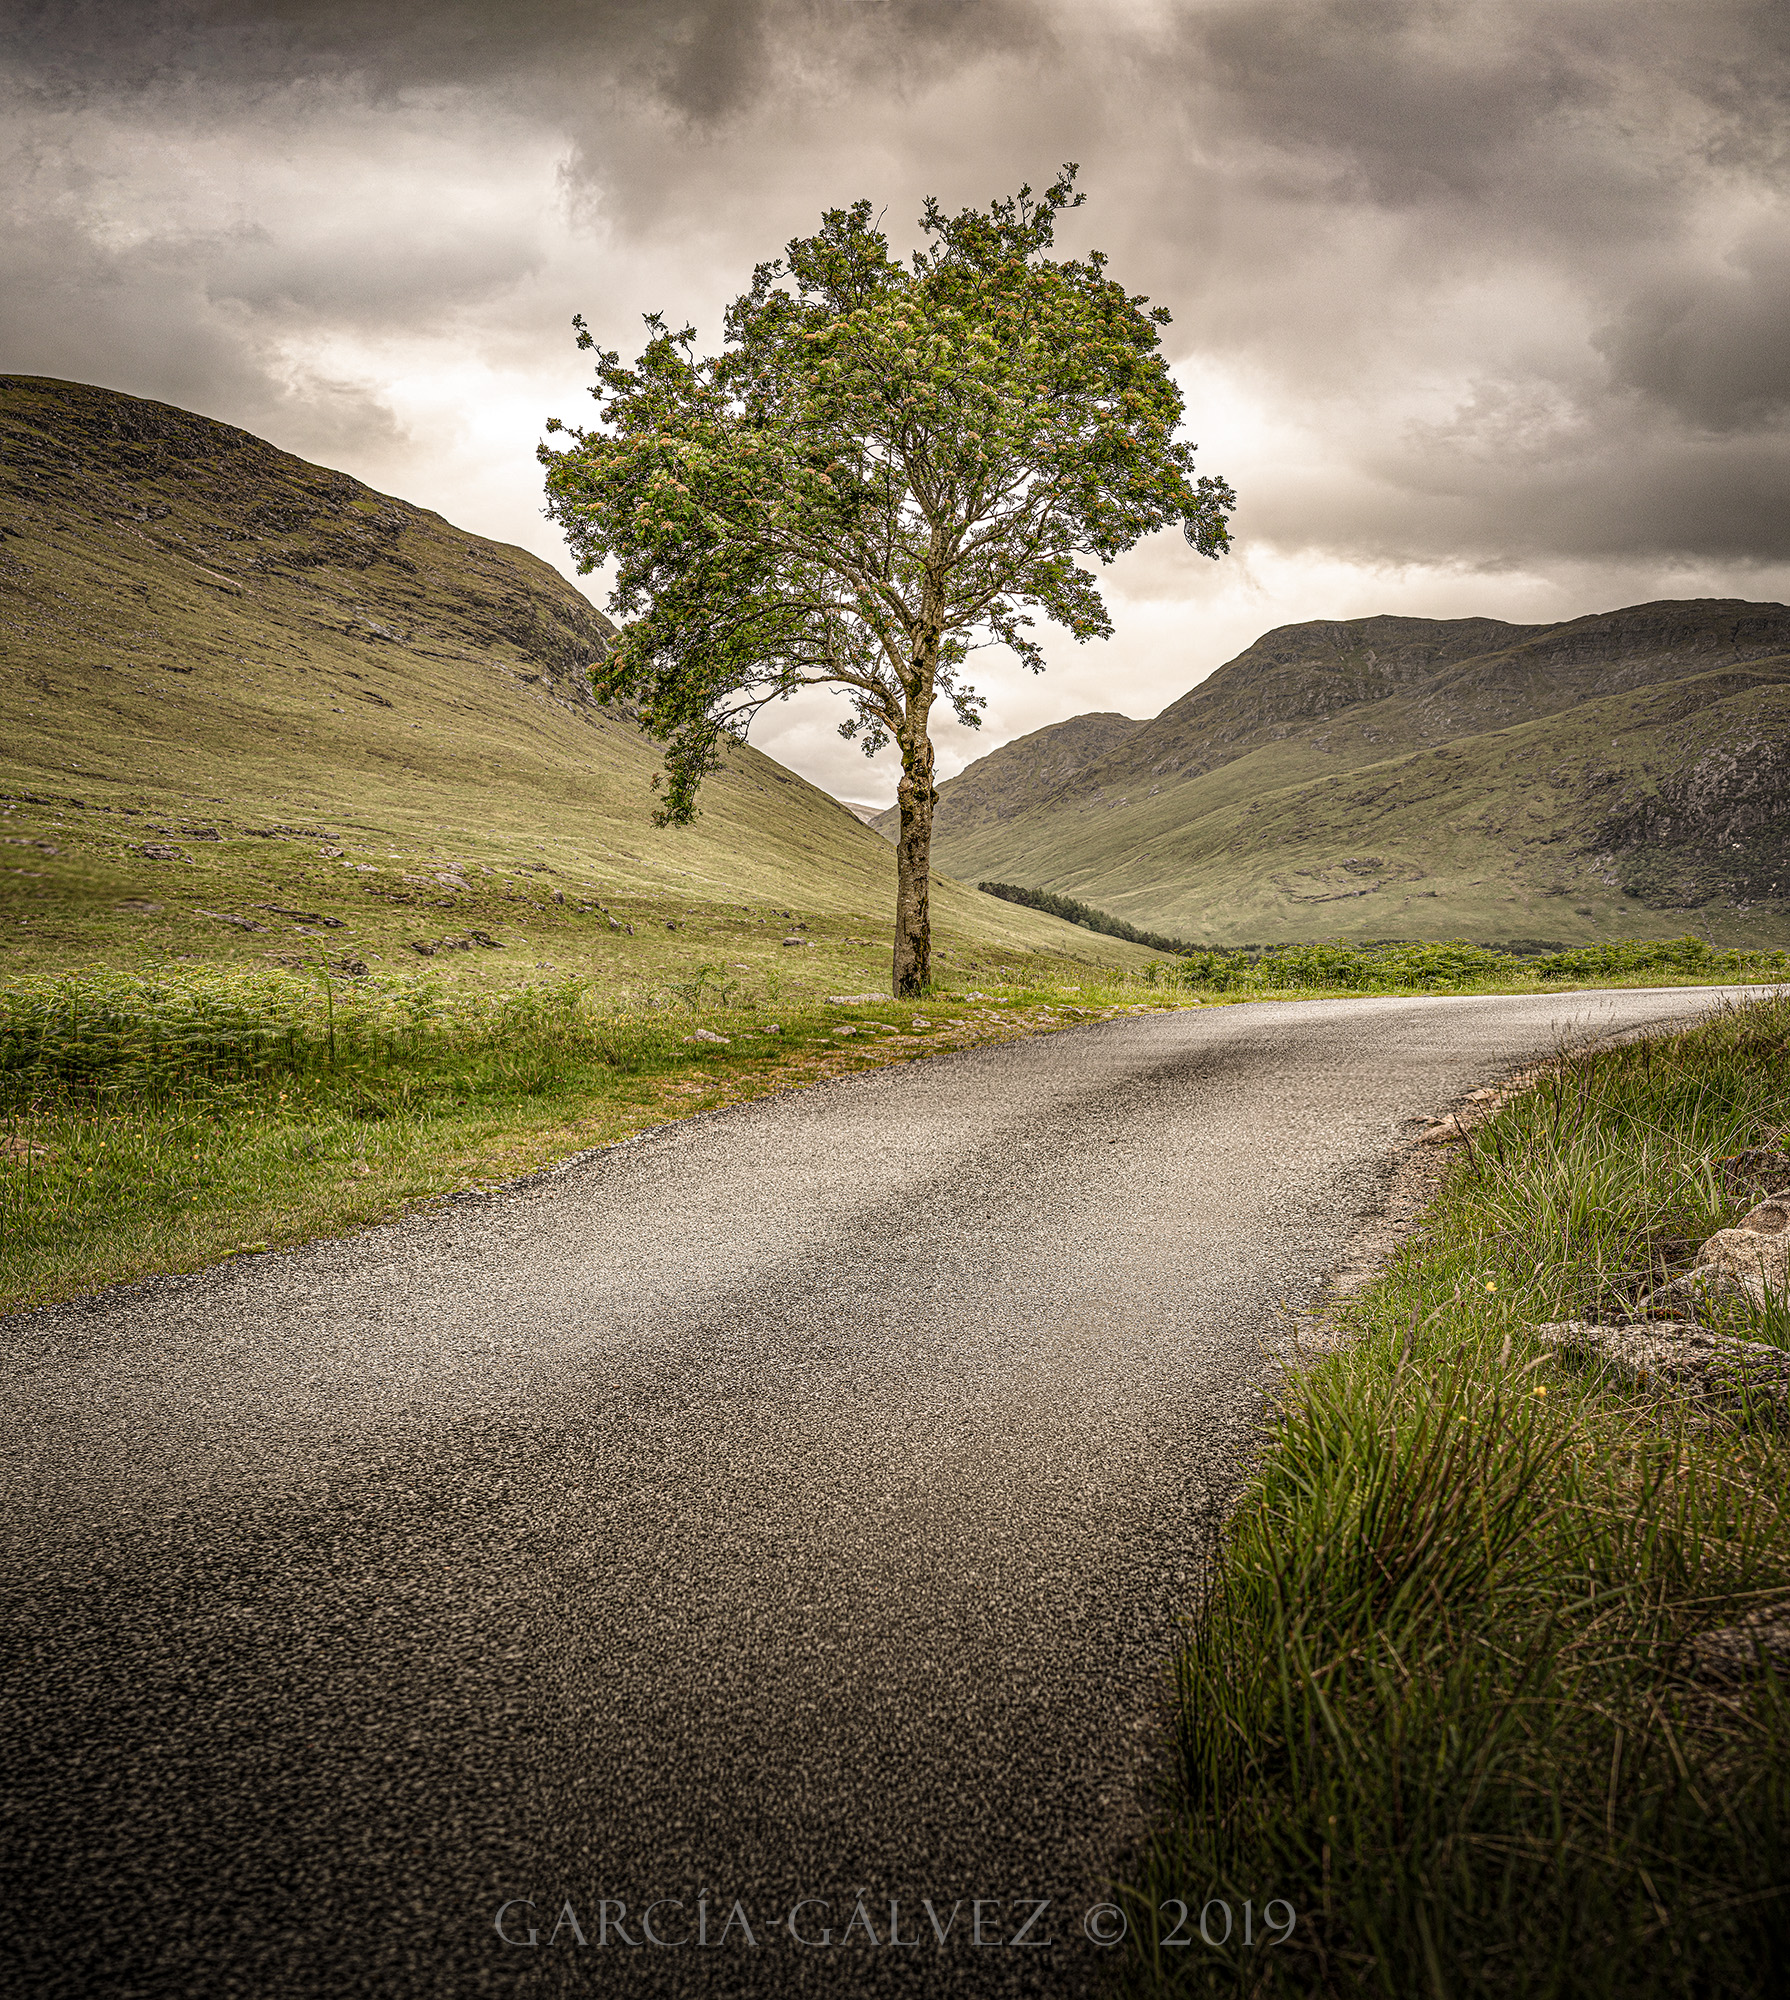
[
  {"left": 912, "top": 604, "right": 1790, "bottom": 946},
  {"left": 837, "top": 799, "right": 892, "bottom": 828},
  {"left": 872, "top": 711, "right": 1141, "bottom": 843}
]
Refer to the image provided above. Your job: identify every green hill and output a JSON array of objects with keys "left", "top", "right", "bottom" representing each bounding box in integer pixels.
[
  {"left": 0, "top": 376, "right": 1159, "bottom": 989},
  {"left": 883, "top": 605, "right": 1790, "bottom": 945}
]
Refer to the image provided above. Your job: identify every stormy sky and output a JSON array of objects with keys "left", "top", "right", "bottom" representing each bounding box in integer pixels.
[{"left": 6, "top": 1, "right": 1788, "bottom": 804}]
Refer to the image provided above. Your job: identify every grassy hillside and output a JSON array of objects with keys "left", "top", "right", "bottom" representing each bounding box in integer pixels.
[
  {"left": 0, "top": 375, "right": 1160, "bottom": 992},
  {"left": 904, "top": 604, "right": 1790, "bottom": 946}
]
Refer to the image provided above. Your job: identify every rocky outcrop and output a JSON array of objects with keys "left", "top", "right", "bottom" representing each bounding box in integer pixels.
[{"left": 1533, "top": 1319, "right": 1790, "bottom": 1415}]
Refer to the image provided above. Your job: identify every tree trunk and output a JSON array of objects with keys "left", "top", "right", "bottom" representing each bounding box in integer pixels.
[{"left": 892, "top": 737, "right": 936, "bottom": 997}]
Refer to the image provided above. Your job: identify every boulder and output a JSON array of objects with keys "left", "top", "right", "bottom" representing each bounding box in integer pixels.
[
  {"left": 1734, "top": 1192, "right": 1790, "bottom": 1235},
  {"left": 1646, "top": 1267, "right": 1759, "bottom": 1317},
  {"left": 1691, "top": 1226, "right": 1790, "bottom": 1306},
  {"left": 1643, "top": 1188, "right": 1790, "bottom": 1315},
  {"left": 1718, "top": 1143, "right": 1790, "bottom": 1196},
  {"left": 1532, "top": 1319, "right": 1790, "bottom": 1416}
]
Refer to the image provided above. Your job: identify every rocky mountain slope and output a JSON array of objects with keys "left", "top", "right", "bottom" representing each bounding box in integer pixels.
[{"left": 887, "top": 603, "right": 1790, "bottom": 946}]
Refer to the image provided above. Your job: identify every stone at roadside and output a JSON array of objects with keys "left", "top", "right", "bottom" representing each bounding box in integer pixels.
[
  {"left": 1641, "top": 1188, "right": 1790, "bottom": 1315},
  {"left": 1417, "top": 1116, "right": 1462, "bottom": 1143},
  {"left": 1734, "top": 1191, "right": 1790, "bottom": 1235},
  {"left": 686, "top": 1028, "right": 730, "bottom": 1045},
  {"left": 1532, "top": 1319, "right": 1790, "bottom": 1415},
  {"left": 1688, "top": 1224, "right": 1790, "bottom": 1304},
  {"left": 1719, "top": 1142, "right": 1790, "bottom": 1196},
  {"left": 1690, "top": 1611, "right": 1790, "bottom": 1687}
]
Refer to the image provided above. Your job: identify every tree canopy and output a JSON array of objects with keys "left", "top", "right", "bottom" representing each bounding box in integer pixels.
[{"left": 541, "top": 166, "right": 1234, "bottom": 993}]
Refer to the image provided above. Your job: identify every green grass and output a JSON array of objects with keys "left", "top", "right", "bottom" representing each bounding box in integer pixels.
[
  {"left": 1117, "top": 994, "right": 1790, "bottom": 1997},
  {"left": 0, "top": 961, "right": 1191, "bottom": 1307}
]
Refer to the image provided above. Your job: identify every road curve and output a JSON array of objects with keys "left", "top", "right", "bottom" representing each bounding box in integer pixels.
[{"left": 2, "top": 986, "right": 1753, "bottom": 1998}]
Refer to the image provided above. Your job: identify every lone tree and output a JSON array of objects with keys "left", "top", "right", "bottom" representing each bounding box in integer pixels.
[{"left": 541, "top": 167, "right": 1234, "bottom": 995}]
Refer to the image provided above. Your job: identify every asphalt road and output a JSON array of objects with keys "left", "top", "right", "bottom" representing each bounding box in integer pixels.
[{"left": 1, "top": 986, "right": 1751, "bottom": 1998}]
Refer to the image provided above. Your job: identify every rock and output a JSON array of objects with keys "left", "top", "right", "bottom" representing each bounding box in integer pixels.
[
  {"left": 1417, "top": 1116, "right": 1462, "bottom": 1143},
  {"left": 1690, "top": 1611, "right": 1790, "bottom": 1686},
  {"left": 1734, "top": 1192, "right": 1790, "bottom": 1235},
  {"left": 781, "top": 936, "right": 811, "bottom": 948},
  {"left": 1533, "top": 1320, "right": 1790, "bottom": 1415},
  {"left": 1692, "top": 1226, "right": 1790, "bottom": 1303},
  {"left": 826, "top": 993, "right": 884, "bottom": 1004},
  {"left": 686, "top": 1028, "right": 730, "bottom": 1045},
  {"left": 1642, "top": 1192, "right": 1790, "bottom": 1315},
  {"left": 1718, "top": 1143, "right": 1790, "bottom": 1196},
  {"left": 832, "top": 1026, "right": 858, "bottom": 1037},
  {"left": 137, "top": 842, "right": 183, "bottom": 861},
  {"left": 1645, "top": 1267, "right": 1759, "bottom": 1317},
  {"left": 196, "top": 908, "right": 266, "bottom": 931},
  {"left": 910, "top": 1018, "right": 931, "bottom": 1028}
]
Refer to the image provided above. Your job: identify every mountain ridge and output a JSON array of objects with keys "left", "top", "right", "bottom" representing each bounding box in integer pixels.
[{"left": 885, "top": 601, "right": 1790, "bottom": 945}]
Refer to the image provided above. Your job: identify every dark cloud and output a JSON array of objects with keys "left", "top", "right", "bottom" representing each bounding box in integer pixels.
[
  {"left": 2, "top": 0, "right": 1787, "bottom": 799},
  {"left": 5, "top": 1, "right": 1038, "bottom": 120},
  {"left": 1598, "top": 222, "right": 1790, "bottom": 433}
]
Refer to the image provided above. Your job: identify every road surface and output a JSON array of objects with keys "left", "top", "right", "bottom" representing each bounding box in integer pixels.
[{"left": 1, "top": 987, "right": 1751, "bottom": 1997}]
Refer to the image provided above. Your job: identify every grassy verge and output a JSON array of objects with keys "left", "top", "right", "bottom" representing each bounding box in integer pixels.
[
  {"left": 1135, "top": 934, "right": 1790, "bottom": 994},
  {"left": 1117, "top": 993, "right": 1790, "bottom": 1997},
  {"left": 0, "top": 962, "right": 1189, "bottom": 1308}
]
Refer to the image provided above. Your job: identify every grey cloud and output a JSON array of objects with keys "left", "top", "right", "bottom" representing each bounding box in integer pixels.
[
  {"left": 4, "top": 0, "right": 1788, "bottom": 600},
  {"left": 6, "top": 1, "right": 1039, "bottom": 120},
  {"left": 1597, "top": 223, "right": 1790, "bottom": 433}
]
